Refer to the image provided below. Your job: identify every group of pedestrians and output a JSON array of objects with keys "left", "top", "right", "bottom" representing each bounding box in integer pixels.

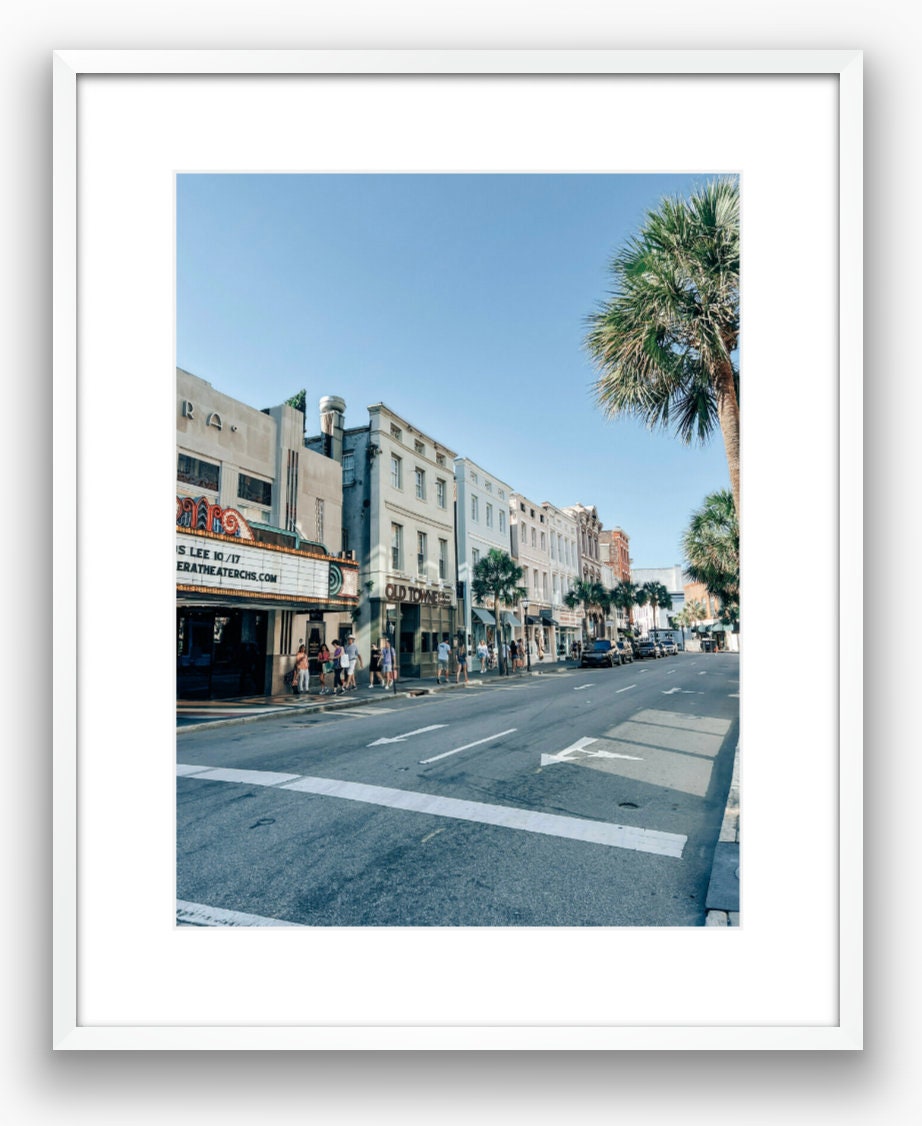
[{"left": 290, "top": 635, "right": 396, "bottom": 697}]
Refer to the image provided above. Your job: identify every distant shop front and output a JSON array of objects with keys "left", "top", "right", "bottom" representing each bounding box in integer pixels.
[{"left": 366, "top": 579, "right": 456, "bottom": 680}]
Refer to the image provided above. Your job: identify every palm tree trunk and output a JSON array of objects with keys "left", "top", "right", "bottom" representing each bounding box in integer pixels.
[{"left": 715, "top": 355, "right": 741, "bottom": 516}]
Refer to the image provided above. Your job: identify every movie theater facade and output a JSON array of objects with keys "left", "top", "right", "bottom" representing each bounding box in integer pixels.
[{"left": 176, "top": 369, "right": 358, "bottom": 699}]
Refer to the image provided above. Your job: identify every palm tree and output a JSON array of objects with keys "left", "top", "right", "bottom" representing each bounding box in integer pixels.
[
  {"left": 682, "top": 490, "right": 739, "bottom": 602},
  {"left": 471, "top": 549, "right": 526, "bottom": 676},
  {"left": 565, "top": 579, "right": 608, "bottom": 641},
  {"left": 643, "top": 581, "right": 673, "bottom": 635},
  {"left": 634, "top": 585, "right": 650, "bottom": 636},
  {"left": 585, "top": 178, "right": 740, "bottom": 515},
  {"left": 682, "top": 490, "right": 739, "bottom": 629},
  {"left": 611, "top": 579, "right": 640, "bottom": 633}
]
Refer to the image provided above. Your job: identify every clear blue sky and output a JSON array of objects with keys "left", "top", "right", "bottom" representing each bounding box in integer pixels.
[{"left": 177, "top": 173, "right": 732, "bottom": 569}]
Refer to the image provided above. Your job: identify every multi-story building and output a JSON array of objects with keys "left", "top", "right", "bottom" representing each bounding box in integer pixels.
[
  {"left": 306, "top": 399, "right": 459, "bottom": 680},
  {"left": 454, "top": 457, "right": 514, "bottom": 652},
  {"left": 176, "top": 369, "right": 358, "bottom": 698},
  {"left": 564, "top": 503, "right": 604, "bottom": 585},
  {"left": 632, "top": 564, "right": 687, "bottom": 635},
  {"left": 600, "top": 527, "right": 631, "bottom": 584},
  {"left": 509, "top": 492, "right": 555, "bottom": 659},
  {"left": 541, "top": 501, "right": 581, "bottom": 659}
]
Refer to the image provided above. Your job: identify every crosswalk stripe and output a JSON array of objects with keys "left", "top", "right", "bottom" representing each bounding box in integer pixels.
[
  {"left": 178, "top": 763, "right": 686, "bottom": 858},
  {"left": 176, "top": 900, "right": 304, "bottom": 927}
]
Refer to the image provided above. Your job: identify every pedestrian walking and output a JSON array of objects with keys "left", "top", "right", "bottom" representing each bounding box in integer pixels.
[
  {"left": 344, "top": 634, "right": 363, "bottom": 689},
  {"left": 318, "top": 642, "right": 332, "bottom": 694},
  {"left": 456, "top": 641, "right": 469, "bottom": 685},
  {"left": 368, "top": 641, "right": 383, "bottom": 686},
  {"left": 294, "top": 643, "right": 310, "bottom": 695},
  {"left": 380, "top": 637, "right": 394, "bottom": 688},
  {"left": 477, "top": 639, "right": 488, "bottom": 673},
  {"left": 332, "top": 639, "right": 345, "bottom": 694},
  {"left": 436, "top": 637, "right": 451, "bottom": 683},
  {"left": 509, "top": 638, "right": 518, "bottom": 672}
]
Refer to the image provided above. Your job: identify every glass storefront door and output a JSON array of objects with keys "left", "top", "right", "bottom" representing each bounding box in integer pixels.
[{"left": 177, "top": 608, "right": 267, "bottom": 699}]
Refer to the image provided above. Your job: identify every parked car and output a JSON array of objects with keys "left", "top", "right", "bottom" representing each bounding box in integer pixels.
[
  {"left": 615, "top": 640, "right": 634, "bottom": 663},
  {"left": 580, "top": 639, "right": 621, "bottom": 668},
  {"left": 660, "top": 640, "right": 678, "bottom": 655},
  {"left": 635, "top": 640, "right": 659, "bottom": 660}
]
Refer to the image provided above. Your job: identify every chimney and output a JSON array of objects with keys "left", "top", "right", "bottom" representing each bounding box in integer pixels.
[{"left": 319, "top": 396, "right": 346, "bottom": 463}]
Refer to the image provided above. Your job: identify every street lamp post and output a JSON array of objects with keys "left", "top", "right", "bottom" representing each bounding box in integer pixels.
[{"left": 522, "top": 599, "right": 531, "bottom": 673}]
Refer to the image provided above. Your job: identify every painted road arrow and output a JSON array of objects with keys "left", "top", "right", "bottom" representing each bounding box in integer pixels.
[
  {"left": 367, "top": 724, "right": 447, "bottom": 746},
  {"left": 541, "top": 737, "right": 642, "bottom": 767}
]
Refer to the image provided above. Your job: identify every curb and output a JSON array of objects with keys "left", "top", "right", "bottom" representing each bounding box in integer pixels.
[
  {"left": 177, "top": 664, "right": 577, "bottom": 734},
  {"left": 704, "top": 742, "right": 740, "bottom": 926}
]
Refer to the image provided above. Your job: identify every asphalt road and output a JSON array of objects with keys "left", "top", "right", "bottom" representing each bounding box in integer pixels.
[{"left": 176, "top": 653, "right": 739, "bottom": 927}]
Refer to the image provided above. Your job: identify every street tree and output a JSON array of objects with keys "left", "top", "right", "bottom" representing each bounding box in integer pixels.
[
  {"left": 565, "top": 579, "right": 608, "bottom": 641},
  {"left": 611, "top": 579, "right": 640, "bottom": 632},
  {"left": 682, "top": 489, "right": 740, "bottom": 630},
  {"left": 471, "top": 549, "right": 526, "bottom": 676},
  {"left": 641, "top": 581, "right": 673, "bottom": 634},
  {"left": 585, "top": 178, "right": 740, "bottom": 515}
]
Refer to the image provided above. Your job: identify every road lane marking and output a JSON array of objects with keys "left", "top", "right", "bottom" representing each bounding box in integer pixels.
[
  {"left": 420, "top": 728, "right": 518, "bottom": 765},
  {"left": 176, "top": 900, "right": 304, "bottom": 927},
  {"left": 615, "top": 684, "right": 636, "bottom": 693},
  {"left": 541, "top": 736, "right": 596, "bottom": 765},
  {"left": 178, "top": 763, "right": 686, "bottom": 857},
  {"left": 367, "top": 724, "right": 447, "bottom": 747},
  {"left": 573, "top": 685, "right": 591, "bottom": 691},
  {"left": 182, "top": 766, "right": 302, "bottom": 786},
  {"left": 331, "top": 708, "right": 398, "bottom": 718}
]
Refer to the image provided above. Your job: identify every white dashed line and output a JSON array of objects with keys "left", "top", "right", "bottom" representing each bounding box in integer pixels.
[{"left": 420, "top": 728, "right": 518, "bottom": 765}]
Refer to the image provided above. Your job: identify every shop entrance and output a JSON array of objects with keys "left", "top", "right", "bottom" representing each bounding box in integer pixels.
[{"left": 177, "top": 608, "right": 267, "bottom": 699}]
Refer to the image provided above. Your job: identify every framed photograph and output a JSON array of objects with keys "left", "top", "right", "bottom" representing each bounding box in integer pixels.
[{"left": 53, "top": 50, "right": 861, "bottom": 1049}]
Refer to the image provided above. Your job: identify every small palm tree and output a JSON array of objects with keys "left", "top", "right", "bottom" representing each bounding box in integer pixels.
[
  {"left": 642, "top": 581, "right": 673, "bottom": 635},
  {"left": 682, "top": 490, "right": 739, "bottom": 628},
  {"left": 586, "top": 178, "right": 740, "bottom": 515},
  {"left": 611, "top": 580, "right": 640, "bottom": 633},
  {"left": 471, "top": 549, "right": 526, "bottom": 676},
  {"left": 565, "top": 579, "right": 607, "bottom": 641}
]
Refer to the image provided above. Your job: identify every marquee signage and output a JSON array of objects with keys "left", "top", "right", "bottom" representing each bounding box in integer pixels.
[
  {"left": 176, "top": 496, "right": 254, "bottom": 539},
  {"left": 385, "top": 581, "right": 452, "bottom": 606},
  {"left": 176, "top": 527, "right": 358, "bottom": 603}
]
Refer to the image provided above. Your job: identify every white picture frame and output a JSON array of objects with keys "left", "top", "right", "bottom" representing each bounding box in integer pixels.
[{"left": 53, "top": 49, "right": 862, "bottom": 1050}]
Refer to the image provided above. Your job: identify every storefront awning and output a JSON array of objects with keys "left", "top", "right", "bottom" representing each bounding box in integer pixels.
[
  {"left": 540, "top": 614, "right": 560, "bottom": 626},
  {"left": 472, "top": 607, "right": 496, "bottom": 625},
  {"left": 525, "top": 615, "right": 544, "bottom": 625},
  {"left": 503, "top": 612, "right": 522, "bottom": 627}
]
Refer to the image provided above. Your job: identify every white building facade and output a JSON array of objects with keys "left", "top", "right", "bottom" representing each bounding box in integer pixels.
[
  {"left": 541, "top": 501, "right": 582, "bottom": 658},
  {"left": 631, "top": 564, "right": 687, "bottom": 636},
  {"left": 454, "top": 457, "right": 514, "bottom": 651}
]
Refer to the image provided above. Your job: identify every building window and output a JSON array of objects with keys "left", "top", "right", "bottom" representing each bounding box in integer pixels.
[
  {"left": 315, "top": 498, "right": 324, "bottom": 543},
  {"left": 439, "top": 539, "right": 447, "bottom": 579},
  {"left": 178, "top": 453, "right": 219, "bottom": 492},
  {"left": 499, "top": 510, "right": 506, "bottom": 534},
  {"left": 414, "top": 439, "right": 425, "bottom": 455},
  {"left": 436, "top": 453, "right": 446, "bottom": 467},
  {"left": 472, "top": 548, "right": 480, "bottom": 569},
  {"left": 540, "top": 531, "right": 546, "bottom": 551},
  {"left": 436, "top": 478, "right": 446, "bottom": 508},
  {"left": 531, "top": 527, "right": 537, "bottom": 548},
  {"left": 471, "top": 495, "right": 479, "bottom": 522},
  {"left": 471, "top": 471, "right": 479, "bottom": 484},
  {"left": 391, "top": 424, "right": 402, "bottom": 441},
  {"left": 485, "top": 481, "right": 492, "bottom": 493},
  {"left": 498, "top": 489, "right": 505, "bottom": 500},
  {"left": 391, "top": 523, "right": 403, "bottom": 571},
  {"left": 415, "top": 467, "right": 426, "bottom": 500},
  {"left": 486, "top": 503, "right": 493, "bottom": 528},
  {"left": 533, "top": 569, "right": 539, "bottom": 598},
  {"left": 391, "top": 454, "right": 402, "bottom": 489},
  {"left": 543, "top": 573, "right": 550, "bottom": 600},
  {"left": 342, "top": 451, "right": 355, "bottom": 486},
  {"left": 417, "top": 531, "right": 427, "bottom": 575},
  {"left": 237, "top": 472, "right": 272, "bottom": 507}
]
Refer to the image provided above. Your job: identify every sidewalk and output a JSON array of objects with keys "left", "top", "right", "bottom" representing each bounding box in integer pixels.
[{"left": 177, "top": 661, "right": 575, "bottom": 730}]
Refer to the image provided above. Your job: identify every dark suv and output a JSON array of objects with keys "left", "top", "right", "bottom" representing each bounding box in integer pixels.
[
  {"left": 635, "top": 640, "right": 659, "bottom": 660},
  {"left": 580, "top": 640, "right": 621, "bottom": 668}
]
